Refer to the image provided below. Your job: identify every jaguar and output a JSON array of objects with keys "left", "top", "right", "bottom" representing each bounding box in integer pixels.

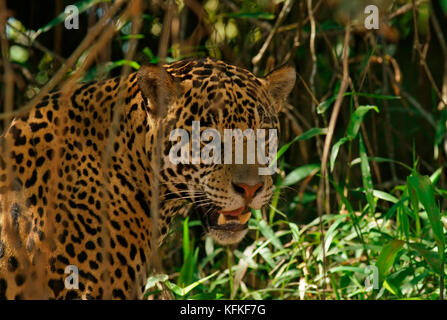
[{"left": 0, "top": 57, "right": 295, "bottom": 299}]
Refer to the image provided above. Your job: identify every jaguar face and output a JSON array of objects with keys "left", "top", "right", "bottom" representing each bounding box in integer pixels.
[{"left": 141, "top": 58, "right": 296, "bottom": 245}]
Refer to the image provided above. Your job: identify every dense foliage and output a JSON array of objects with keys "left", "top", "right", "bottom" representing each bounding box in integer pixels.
[{"left": 1, "top": 0, "right": 446, "bottom": 299}]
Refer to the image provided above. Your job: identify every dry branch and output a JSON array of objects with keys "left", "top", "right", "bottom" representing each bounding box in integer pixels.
[{"left": 316, "top": 24, "right": 351, "bottom": 297}]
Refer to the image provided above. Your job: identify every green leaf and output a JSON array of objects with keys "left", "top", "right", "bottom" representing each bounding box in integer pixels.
[
  {"left": 429, "top": 167, "right": 443, "bottom": 185},
  {"left": 178, "top": 218, "right": 199, "bottom": 287},
  {"left": 81, "top": 60, "right": 140, "bottom": 82},
  {"left": 372, "top": 190, "right": 399, "bottom": 204},
  {"left": 288, "top": 222, "right": 300, "bottom": 242},
  {"left": 383, "top": 279, "right": 399, "bottom": 296},
  {"left": 255, "top": 219, "right": 283, "bottom": 251},
  {"left": 35, "top": 0, "right": 107, "bottom": 38},
  {"left": 317, "top": 92, "right": 398, "bottom": 114},
  {"left": 258, "top": 247, "right": 276, "bottom": 269},
  {"left": 350, "top": 156, "right": 412, "bottom": 171},
  {"left": 441, "top": 0, "right": 447, "bottom": 14},
  {"left": 346, "top": 106, "right": 379, "bottom": 140},
  {"left": 434, "top": 110, "right": 447, "bottom": 148},
  {"left": 9, "top": 45, "right": 29, "bottom": 63},
  {"left": 182, "top": 217, "right": 190, "bottom": 261},
  {"left": 282, "top": 163, "right": 320, "bottom": 186},
  {"left": 6, "top": 17, "right": 27, "bottom": 42},
  {"left": 376, "top": 239, "right": 405, "bottom": 282},
  {"left": 144, "top": 274, "right": 169, "bottom": 291},
  {"left": 226, "top": 11, "right": 275, "bottom": 20},
  {"left": 329, "top": 266, "right": 367, "bottom": 274},
  {"left": 119, "top": 34, "right": 145, "bottom": 40},
  {"left": 359, "top": 134, "right": 375, "bottom": 215},
  {"left": 385, "top": 196, "right": 408, "bottom": 220},
  {"left": 409, "top": 243, "right": 443, "bottom": 275},
  {"left": 407, "top": 174, "right": 445, "bottom": 256},
  {"left": 330, "top": 137, "right": 348, "bottom": 172},
  {"left": 329, "top": 106, "right": 378, "bottom": 172},
  {"left": 165, "top": 271, "right": 219, "bottom": 297},
  {"left": 273, "top": 128, "right": 327, "bottom": 167},
  {"left": 398, "top": 206, "right": 410, "bottom": 240}
]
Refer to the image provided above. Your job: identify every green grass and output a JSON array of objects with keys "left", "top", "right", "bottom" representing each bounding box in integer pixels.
[
  {"left": 146, "top": 96, "right": 446, "bottom": 300},
  {"left": 147, "top": 166, "right": 446, "bottom": 300}
]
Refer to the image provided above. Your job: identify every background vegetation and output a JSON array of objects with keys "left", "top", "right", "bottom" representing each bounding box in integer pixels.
[{"left": 1, "top": 0, "right": 447, "bottom": 299}]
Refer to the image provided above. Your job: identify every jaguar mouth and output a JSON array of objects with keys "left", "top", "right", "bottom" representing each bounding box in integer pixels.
[{"left": 199, "top": 205, "right": 251, "bottom": 245}]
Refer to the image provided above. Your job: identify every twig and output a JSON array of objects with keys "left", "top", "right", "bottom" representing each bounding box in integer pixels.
[
  {"left": 410, "top": 1, "right": 447, "bottom": 112},
  {"left": 307, "top": 0, "right": 317, "bottom": 110},
  {"left": 5, "top": 21, "right": 66, "bottom": 64},
  {"left": 388, "top": 0, "right": 427, "bottom": 20},
  {"left": 348, "top": 78, "right": 382, "bottom": 184},
  {"left": 221, "top": 0, "right": 272, "bottom": 32},
  {"left": 297, "top": 72, "right": 319, "bottom": 106},
  {"left": 380, "top": 42, "right": 398, "bottom": 183},
  {"left": 252, "top": 0, "right": 294, "bottom": 68},
  {"left": 99, "top": 0, "right": 142, "bottom": 298},
  {"left": 149, "top": 0, "right": 176, "bottom": 280},
  {"left": 0, "top": 0, "right": 14, "bottom": 127},
  {"left": 316, "top": 24, "right": 351, "bottom": 298},
  {"left": 0, "top": 0, "right": 127, "bottom": 121},
  {"left": 429, "top": 2, "right": 447, "bottom": 111},
  {"left": 277, "top": 0, "right": 425, "bottom": 34},
  {"left": 276, "top": 0, "right": 323, "bottom": 33}
]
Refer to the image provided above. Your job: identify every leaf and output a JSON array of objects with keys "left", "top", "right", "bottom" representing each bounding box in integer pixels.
[
  {"left": 255, "top": 219, "right": 283, "bottom": 251},
  {"left": 383, "top": 280, "right": 398, "bottom": 295},
  {"left": 372, "top": 190, "right": 399, "bottom": 204},
  {"left": 119, "top": 34, "right": 145, "bottom": 40},
  {"left": 317, "top": 92, "right": 398, "bottom": 114},
  {"left": 144, "top": 274, "right": 169, "bottom": 291},
  {"left": 271, "top": 128, "right": 327, "bottom": 168},
  {"left": 385, "top": 197, "right": 408, "bottom": 220},
  {"left": 182, "top": 217, "right": 190, "bottom": 261},
  {"left": 346, "top": 106, "right": 379, "bottom": 140},
  {"left": 376, "top": 239, "right": 405, "bottom": 282},
  {"left": 359, "top": 134, "right": 375, "bottom": 215},
  {"left": 329, "top": 266, "right": 367, "bottom": 274},
  {"left": 434, "top": 110, "right": 447, "bottom": 147},
  {"left": 165, "top": 271, "right": 219, "bottom": 297},
  {"left": 350, "top": 156, "right": 412, "bottom": 171},
  {"left": 81, "top": 60, "right": 140, "bottom": 82},
  {"left": 441, "top": 0, "right": 447, "bottom": 14},
  {"left": 330, "top": 137, "right": 348, "bottom": 172},
  {"left": 288, "top": 222, "right": 300, "bottom": 242},
  {"left": 407, "top": 175, "right": 445, "bottom": 257},
  {"left": 282, "top": 163, "right": 320, "bottom": 186},
  {"left": 35, "top": 0, "right": 107, "bottom": 38},
  {"left": 398, "top": 206, "right": 410, "bottom": 240},
  {"left": 258, "top": 247, "right": 276, "bottom": 269},
  {"left": 409, "top": 243, "right": 442, "bottom": 275},
  {"left": 178, "top": 218, "right": 198, "bottom": 287},
  {"left": 429, "top": 167, "right": 443, "bottom": 185},
  {"left": 9, "top": 45, "right": 29, "bottom": 63},
  {"left": 329, "top": 106, "right": 378, "bottom": 172},
  {"left": 226, "top": 11, "right": 275, "bottom": 20}
]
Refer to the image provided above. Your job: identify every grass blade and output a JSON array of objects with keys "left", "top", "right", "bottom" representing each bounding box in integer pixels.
[
  {"left": 407, "top": 175, "right": 445, "bottom": 256},
  {"left": 282, "top": 163, "right": 320, "bottom": 186},
  {"left": 359, "top": 134, "right": 375, "bottom": 216},
  {"left": 346, "top": 106, "right": 379, "bottom": 140},
  {"left": 376, "top": 240, "right": 405, "bottom": 282}
]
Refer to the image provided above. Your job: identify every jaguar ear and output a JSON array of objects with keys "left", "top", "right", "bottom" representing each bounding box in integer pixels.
[
  {"left": 137, "top": 65, "right": 180, "bottom": 118},
  {"left": 264, "top": 65, "right": 296, "bottom": 110}
]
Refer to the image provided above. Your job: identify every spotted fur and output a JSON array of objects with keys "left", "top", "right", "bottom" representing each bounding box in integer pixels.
[{"left": 0, "top": 58, "right": 295, "bottom": 299}]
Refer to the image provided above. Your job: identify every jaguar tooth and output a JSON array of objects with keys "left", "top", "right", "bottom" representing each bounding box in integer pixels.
[
  {"left": 238, "top": 212, "right": 251, "bottom": 224},
  {"left": 217, "top": 214, "right": 227, "bottom": 225}
]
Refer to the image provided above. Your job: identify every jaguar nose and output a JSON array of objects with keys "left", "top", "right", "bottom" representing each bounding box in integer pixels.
[{"left": 232, "top": 182, "right": 264, "bottom": 202}]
